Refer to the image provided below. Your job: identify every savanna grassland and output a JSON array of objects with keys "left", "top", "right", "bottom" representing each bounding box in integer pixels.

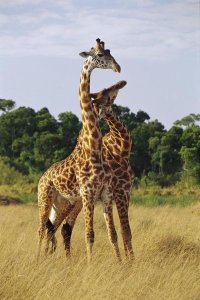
[{"left": 1, "top": 203, "right": 200, "bottom": 300}]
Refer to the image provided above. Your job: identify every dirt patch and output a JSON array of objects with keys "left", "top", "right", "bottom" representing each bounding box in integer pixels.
[{"left": 0, "top": 195, "right": 23, "bottom": 205}]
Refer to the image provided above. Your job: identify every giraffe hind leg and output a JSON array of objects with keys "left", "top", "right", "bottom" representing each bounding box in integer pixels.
[
  {"left": 44, "top": 200, "right": 76, "bottom": 255},
  {"left": 61, "top": 197, "right": 83, "bottom": 256},
  {"left": 45, "top": 219, "right": 57, "bottom": 255},
  {"left": 61, "top": 222, "right": 72, "bottom": 256},
  {"left": 37, "top": 183, "right": 54, "bottom": 260}
]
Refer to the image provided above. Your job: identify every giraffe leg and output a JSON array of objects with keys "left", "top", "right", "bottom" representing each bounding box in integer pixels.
[
  {"left": 45, "top": 218, "right": 57, "bottom": 254},
  {"left": 80, "top": 191, "right": 95, "bottom": 263},
  {"left": 61, "top": 197, "right": 82, "bottom": 256},
  {"left": 102, "top": 187, "right": 121, "bottom": 261},
  {"left": 84, "top": 203, "right": 95, "bottom": 263},
  {"left": 115, "top": 193, "right": 134, "bottom": 260},
  {"left": 37, "top": 182, "right": 54, "bottom": 260},
  {"left": 103, "top": 205, "right": 121, "bottom": 261},
  {"left": 46, "top": 199, "right": 77, "bottom": 255}
]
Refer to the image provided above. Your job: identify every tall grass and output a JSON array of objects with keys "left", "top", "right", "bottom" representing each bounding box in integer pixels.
[
  {"left": 0, "top": 204, "right": 200, "bottom": 299},
  {"left": 131, "top": 193, "right": 200, "bottom": 206},
  {"left": 131, "top": 185, "right": 200, "bottom": 206}
]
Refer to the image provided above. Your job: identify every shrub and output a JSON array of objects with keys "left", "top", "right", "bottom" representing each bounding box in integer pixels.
[{"left": 0, "top": 158, "right": 24, "bottom": 185}]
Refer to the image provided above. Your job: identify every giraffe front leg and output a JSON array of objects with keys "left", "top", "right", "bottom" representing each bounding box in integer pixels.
[
  {"left": 80, "top": 191, "right": 95, "bottom": 263},
  {"left": 102, "top": 188, "right": 121, "bottom": 261},
  {"left": 103, "top": 206, "right": 121, "bottom": 261},
  {"left": 115, "top": 194, "right": 134, "bottom": 260},
  {"left": 84, "top": 202, "right": 95, "bottom": 263}
]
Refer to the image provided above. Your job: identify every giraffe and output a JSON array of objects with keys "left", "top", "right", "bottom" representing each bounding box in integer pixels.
[
  {"left": 37, "top": 39, "right": 121, "bottom": 262},
  {"left": 47, "top": 80, "right": 134, "bottom": 259},
  {"left": 90, "top": 80, "right": 134, "bottom": 259}
]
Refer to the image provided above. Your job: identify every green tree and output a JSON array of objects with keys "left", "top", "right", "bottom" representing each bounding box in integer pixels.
[
  {"left": 56, "top": 112, "right": 82, "bottom": 160},
  {"left": 0, "top": 99, "right": 15, "bottom": 112},
  {"left": 180, "top": 146, "right": 200, "bottom": 185},
  {"left": 0, "top": 100, "right": 199, "bottom": 188},
  {"left": 112, "top": 105, "right": 150, "bottom": 132},
  {"left": 35, "top": 107, "right": 58, "bottom": 133},
  {"left": 33, "top": 132, "right": 61, "bottom": 171},
  {"left": 0, "top": 107, "right": 36, "bottom": 158},
  {"left": 174, "top": 113, "right": 200, "bottom": 128},
  {"left": 131, "top": 120, "right": 165, "bottom": 177}
]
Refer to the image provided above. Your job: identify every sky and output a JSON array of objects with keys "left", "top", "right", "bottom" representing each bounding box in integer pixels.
[{"left": 0, "top": 0, "right": 199, "bottom": 129}]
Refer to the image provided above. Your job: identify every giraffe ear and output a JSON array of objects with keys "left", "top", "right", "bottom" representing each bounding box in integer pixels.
[{"left": 79, "top": 51, "right": 90, "bottom": 58}]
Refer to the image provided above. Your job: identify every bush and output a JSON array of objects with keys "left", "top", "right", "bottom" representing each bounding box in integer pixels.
[
  {"left": 0, "top": 158, "right": 24, "bottom": 185},
  {"left": 140, "top": 172, "right": 180, "bottom": 188}
]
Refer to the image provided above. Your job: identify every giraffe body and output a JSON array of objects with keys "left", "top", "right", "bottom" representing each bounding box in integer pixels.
[{"left": 41, "top": 80, "right": 134, "bottom": 259}]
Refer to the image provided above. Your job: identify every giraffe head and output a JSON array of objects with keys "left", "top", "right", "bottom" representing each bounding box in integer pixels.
[
  {"left": 79, "top": 38, "right": 121, "bottom": 73},
  {"left": 90, "top": 80, "right": 127, "bottom": 118}
]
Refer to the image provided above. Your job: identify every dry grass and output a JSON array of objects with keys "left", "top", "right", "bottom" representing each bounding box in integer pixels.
[{"left": 1, "top": 204, "right": 200, "bottom": 300}]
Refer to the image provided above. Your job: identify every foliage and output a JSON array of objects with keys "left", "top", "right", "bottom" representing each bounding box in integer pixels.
[
  {"left": 0, "top": 105, "right": 82, "bottom": 174},
  {"left": 0, "top": 99, "right": 15, "bottom": 112},
  {"left": 174, "top": 113, "right": 200, "bottom": 128},
  {"left": 0, "top": 157, "right": 24, "bottom": 185},
  {"left": 0, "top": 98, "right": 199, "bottom": 188}
]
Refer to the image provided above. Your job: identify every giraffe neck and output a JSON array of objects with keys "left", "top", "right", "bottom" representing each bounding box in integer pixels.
[
  {"left": 104, "top": 111, "right": 132, "bottom": 159},
  {"left": 79, "top": 58, "right": 102, "bottom": 153}
]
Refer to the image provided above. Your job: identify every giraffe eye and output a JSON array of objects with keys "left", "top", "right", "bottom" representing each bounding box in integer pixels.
[{"left": 97, "top": 53, "right": 104, "bottom": 57}]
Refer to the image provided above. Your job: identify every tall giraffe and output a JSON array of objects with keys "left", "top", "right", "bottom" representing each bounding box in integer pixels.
[
  {"left": 38, "top": 39, "right": 121, "bottom": 262},
  {"left": 48, "top": 81, "right": 134, "bottom": 259}
]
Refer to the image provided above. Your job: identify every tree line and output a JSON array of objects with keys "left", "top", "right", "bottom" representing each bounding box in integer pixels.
[{"left": 0, "top": 98, "right": 200, "bottom": 187}]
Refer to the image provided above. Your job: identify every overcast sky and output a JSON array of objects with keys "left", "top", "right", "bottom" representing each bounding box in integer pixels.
[{"left": 0, "top": 0, "right": 199, "bottom": 129}]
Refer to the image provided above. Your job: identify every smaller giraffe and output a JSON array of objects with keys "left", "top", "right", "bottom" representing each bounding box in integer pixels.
[{"left": 91, "top": 80, "right": 134, "bottom": 259}]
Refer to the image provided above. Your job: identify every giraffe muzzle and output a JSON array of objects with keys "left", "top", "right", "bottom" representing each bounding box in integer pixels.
[{"left": 114, "top": 63, "right": 121, "bottom": 73}]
